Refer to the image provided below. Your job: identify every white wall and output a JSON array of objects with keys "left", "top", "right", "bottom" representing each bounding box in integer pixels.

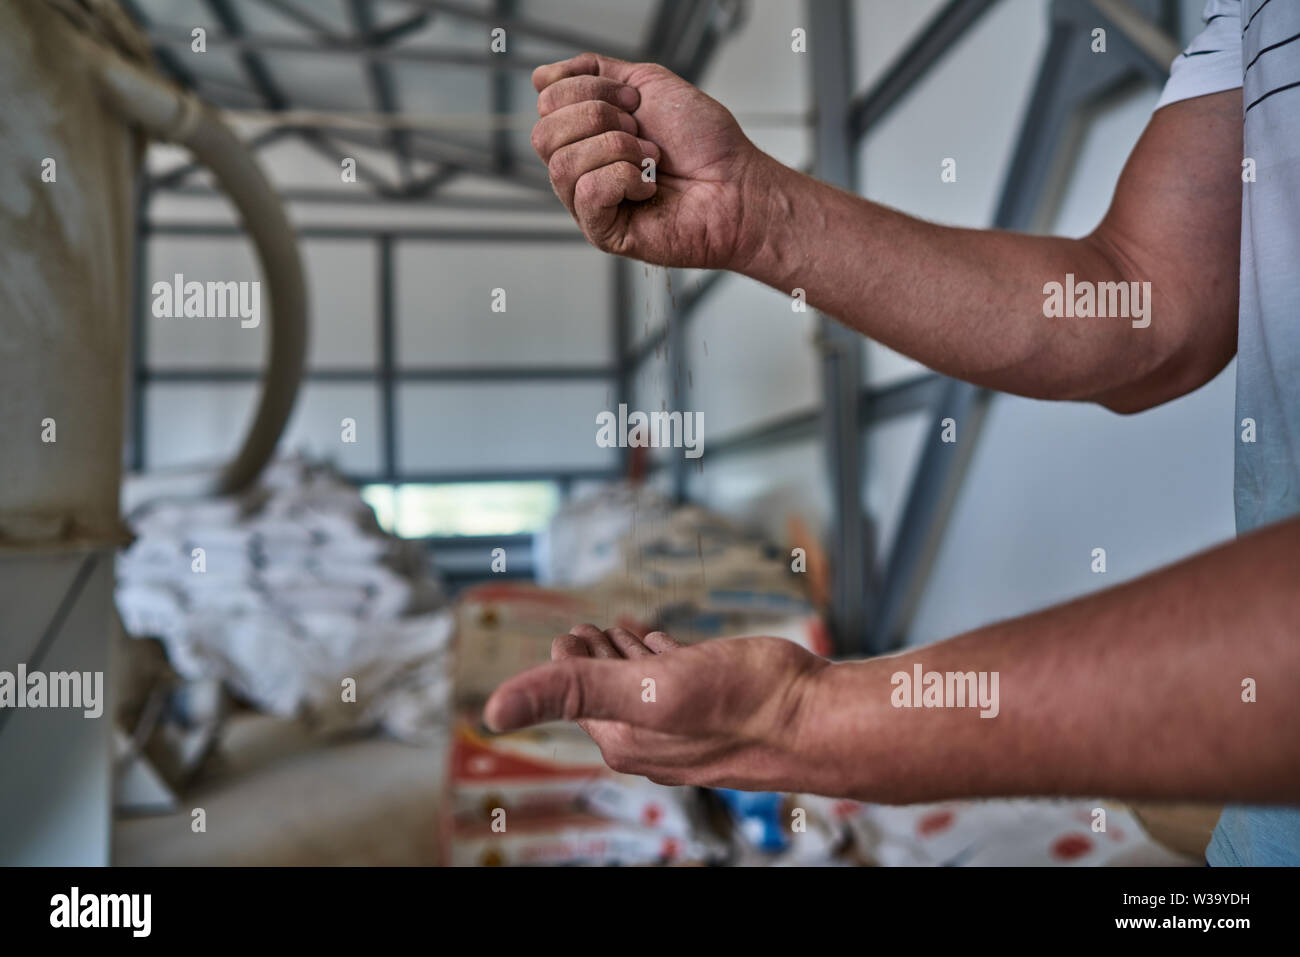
[{"left": 141, "top": 169, "right": 606, "bottom": 480}]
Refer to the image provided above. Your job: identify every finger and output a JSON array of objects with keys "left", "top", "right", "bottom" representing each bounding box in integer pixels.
[
  {"left": 550, "top": 631, "right": 604, "bottom": 738},
  {"left": 484, "top": 658, "right": 654, "bottom": 732},
  {"left": 532, "top": 52, "right": 638, "bottom": 93},
  {"left": 643, "top": 630, "right": 681, "bottom": 653},
  {"left": 549, "top": 132, "right": 659, "bottom": 212},
  {"left": 551, "top": 632, "right": 590, "bottom": 661},
  {"left": 606, "top": 625, "right": 654, "bottom": 658},
  {"left": 574, "top": 161, "right": 656, "bottom": 244},
  {"left": 530, "top": 101, "right": 638, "bottom": 164},
  {"left": 570, "top": 622, "right": 620, "bottom": 659},
  {"left": 538, "top": 74, "right": 640, "bottom": 117}
]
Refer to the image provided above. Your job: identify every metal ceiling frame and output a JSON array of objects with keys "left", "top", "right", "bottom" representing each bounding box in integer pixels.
[
  {"left": 134, "top": 0, "right": 737, "bottom": 199},
  {"left": 124, "top": 0, "right": 743, "bottom": 494}
]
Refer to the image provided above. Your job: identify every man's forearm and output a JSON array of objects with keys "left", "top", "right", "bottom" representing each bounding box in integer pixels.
[
  {"left": 734, "top": 152, "right": 1174, "bottom": 406},
  {"left": 730, "top": 82, "right": 1244, "bottom": 412},
  {"left": 796, "top": 516, "right": 1300, "bottom": 804}
]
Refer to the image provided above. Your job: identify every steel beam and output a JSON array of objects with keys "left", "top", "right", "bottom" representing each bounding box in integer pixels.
[
  {"left": 203, "top": 0, "right": 289, "bottom": 110},
  {"left": 378, "top": 235, "right": 399, "bottom": 481},
  {"left": 366, "top": 11, "right": 433, "bottom": 46},
  {"left": 145, "top": 29, "right": 550, "bottom": 70},
  {"left": 848, "top": 0, "right": 997, "bottom": 143},
  {"left": 117, "top": 0, "right": 200, "bottom": 90},
  {"left": 249, "top": 0, "right": 347, "bottom": 41},
  {"left": 644, "top": 0, "right": 695, "bottom": 63},
  {"left": 156, "top": 182, "right": 562, "bottom": 211},
  {"left": 867, "top": 0, "right": 1178, "bottom": 651},
  {"left": 809, "top": 0, "right": 870, "bottom": 657},
  {"left": 393, "top": 0, "right": 643, "bottom": 63},
  {"left": 866, "top": 380, "right": 990, "bottom": 650},
  {"left": 491, "top": 0, "right": 518, "bottom": 176},
  {"left": 1085, "top": 0, "right": 1180, "bottom": 82},
  {"left": 348, "top": 0, "right": 414, "bottom": 187},
  {"left": 859, "top": 371, "right": 945, "bottom": 423},
  {"left": 667, "top": 278, "right": 688, "bottom": 503},
  {"left": 663, "top": 371, "right": 941, "bottom": 464},
  {"left": 140, "top": 366, "right": 617, "bottom": 383},
  {"left": 611, "top": 258, "right": 632, "bottom": 472},
  {"left": 338, "top": 128, "right": 553, "bottom": 192},
  {"left": 144, "top": 223, "right": 585, "bottom": 241},
  {"left": 299, "top": 130, "right": 402, "bottom": 194}
]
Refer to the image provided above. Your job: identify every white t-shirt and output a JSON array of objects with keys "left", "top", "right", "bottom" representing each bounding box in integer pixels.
[{"left": 1155, "top": 0, "right": 1300, "bottom": 867}]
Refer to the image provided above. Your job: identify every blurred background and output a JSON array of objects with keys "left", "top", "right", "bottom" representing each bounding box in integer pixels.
[{"left": 1, "top": 0, "right": 1229, "bottom": 866}]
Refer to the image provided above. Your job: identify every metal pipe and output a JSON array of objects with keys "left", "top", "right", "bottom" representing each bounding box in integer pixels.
[{"left": 95, "top": 51, "right": 308, "bottom": 494}]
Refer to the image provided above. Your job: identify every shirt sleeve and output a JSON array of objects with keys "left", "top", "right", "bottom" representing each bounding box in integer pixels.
[{"left": 1154, "top": 0, "right": 1243, "bottom": 108}]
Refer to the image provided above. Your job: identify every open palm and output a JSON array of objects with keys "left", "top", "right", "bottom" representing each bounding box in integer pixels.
[{"left": 484, "top": 624, "right": 830, "bottom": 792}]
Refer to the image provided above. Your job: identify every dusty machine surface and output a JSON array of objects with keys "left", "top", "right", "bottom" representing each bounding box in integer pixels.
[{"left": 0, "top": 0, "right": 305, "bottom": 864}]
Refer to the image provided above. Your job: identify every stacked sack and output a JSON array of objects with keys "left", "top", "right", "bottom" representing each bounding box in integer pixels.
[
  {"left": 116, "top": 458, "right": 453, "bottom": 743},
  {"left": 443, "top": 582, "right": 723, "bottom": 865}
]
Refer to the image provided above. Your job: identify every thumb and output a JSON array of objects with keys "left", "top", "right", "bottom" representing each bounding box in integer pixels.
[{"left": 483, "top": 657, "right": 649, "bottom": 732}]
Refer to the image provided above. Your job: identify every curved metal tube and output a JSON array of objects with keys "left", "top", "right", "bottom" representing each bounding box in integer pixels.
[{"left": 96, "top": 52, "right": 308, "bottom": 495}]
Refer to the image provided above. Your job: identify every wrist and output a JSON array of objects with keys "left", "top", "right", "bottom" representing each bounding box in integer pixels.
[
  {"left": 728, "top": 150, "right": 802, "bottom": 281},
  {"left": 789, "top": 657, "right": 891, "bottom": 799}
]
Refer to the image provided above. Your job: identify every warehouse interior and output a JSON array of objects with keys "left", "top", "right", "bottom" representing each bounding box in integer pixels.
[{"left": 1, "top": 0, "right": 1235, "bottom": 866}]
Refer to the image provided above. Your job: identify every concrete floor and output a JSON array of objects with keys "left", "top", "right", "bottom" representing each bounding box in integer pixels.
[{"left": 113, "top": 714, "right": 447, "bottom": 866}]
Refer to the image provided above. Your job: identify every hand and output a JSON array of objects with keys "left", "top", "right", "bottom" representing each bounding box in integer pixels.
[
  {"left": 529, "top": 53, "right": 769, "bottom": 270},
  {"left": 483, "top": 624, "right": 831, "bottom": 792}
]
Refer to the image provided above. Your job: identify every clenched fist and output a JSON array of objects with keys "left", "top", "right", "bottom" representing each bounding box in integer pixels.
[{"left": 530, "top": 53, "right": 768, "bottom": 270}]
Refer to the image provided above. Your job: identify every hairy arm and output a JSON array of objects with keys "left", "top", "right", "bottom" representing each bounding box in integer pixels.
[
  {"left": 734, "top": 91, "right": 1242, "bottom": 411},
  {"left": 801, "top": 515, "right": 1300, "bottom": 804},
  {"left": 531, "top": 52, "right": 1242, "bottom": 413},
  {"left": 486, "top": 517, "right": 1300, "bottom": 804}
]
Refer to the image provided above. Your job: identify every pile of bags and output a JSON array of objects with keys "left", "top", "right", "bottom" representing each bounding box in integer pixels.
[{"left": 116, "top": 459, "right": 454, "bottom": 744}]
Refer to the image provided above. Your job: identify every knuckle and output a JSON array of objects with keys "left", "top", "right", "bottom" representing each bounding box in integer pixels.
[
  {"left": 568, "top": 75, "right": 598, "bottom": 99},
  {"left": 572, "top": 170, "right": 598, "bottom": 204},
  {"left": 547, "top": 149, "right": 572, "bottom": 184},
  {"left": 595, "top": 100, "right": 624, "bottom": 130},
  {"left": 602, "top": 129, "right": 638, "bottom": 155},
  {"left": 529, "top": 120, "right": 548, "bottom": 156},
  {"left": 560, "top": 665, "right": 585, "bottom": 721},
  {"left": 581, "top": 99, "right": 612, "bottom": 128}
]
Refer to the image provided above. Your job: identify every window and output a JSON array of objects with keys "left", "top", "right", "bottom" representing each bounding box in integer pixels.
[{"left": 361, "top": 481, "right": 560, "bottom": 539}]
